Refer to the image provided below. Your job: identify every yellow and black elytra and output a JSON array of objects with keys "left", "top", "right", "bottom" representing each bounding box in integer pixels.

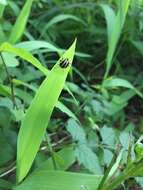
[{"left": 59, "top": 58, "right": 70, "bottom": 68}]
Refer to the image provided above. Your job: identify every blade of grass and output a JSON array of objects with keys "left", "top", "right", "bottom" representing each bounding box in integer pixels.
[
  {"left": 16, "top": 39, "right": 76, "bottom": 183},
  {"left": 100, "top": 4, "right": 116, "bottom": 43},
  {"left": 9, "top": 0, "right": 34, "bottom": 44},
  {"left": 103, "top": 0, "right": 131, "bottom": 79},
  {"left": 40, "top": 14, "right": 86, "bottom": 38}
]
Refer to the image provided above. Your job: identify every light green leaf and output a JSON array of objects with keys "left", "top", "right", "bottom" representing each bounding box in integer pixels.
[
  {"left": 104, "top": 0, "right": 131, "bottom": 78},
  {"left": 56, "top": 101, "right": 78, "bottom": 121},
  {"left": 16, "top": 39, "right": 76, "bottom": 183},
  {"left": 75, "top": 144, "right": 102, "bottom": 175},
  {"left": 100, "top": 126, "right": 116, "bottom": 147},
  {"left": 108, "top": 149, "right": 124, "bottom": 178},
  {"left": 9, "top": 0, "right": 34, "bottom": 44},
  {"left": 14, "top": 170, "right": 102, "bottom": 190},
  {"left": 16, "top": 40, "right": 91, "bottom": 58},
  {"left": 66, "top": 119, "right": 86, "bottom": 143},
  {"left": 0, "top": 42, "right": 49, "bottom": 75},
  {"left": 16, "top": 40, "right": 60, "bottom": 52},
  {"left": 0, "top": 84, "right": 11, "bottom": 97},
  {"left": 102, "top": 77, "right": 143, "bottom": 98},
  {"left": 1, "top": 52, "right": 19, "bottom": 67},
  {"left": 100, "top": 4, "right": 116, "bottom": 43}
]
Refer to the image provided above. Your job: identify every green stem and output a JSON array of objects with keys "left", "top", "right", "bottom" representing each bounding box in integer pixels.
[{"left": 0, "top": 53, "right": 17, "bottom": 108}]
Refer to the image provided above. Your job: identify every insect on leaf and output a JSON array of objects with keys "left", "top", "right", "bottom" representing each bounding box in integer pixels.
[{"left": 16, "top": 39, "right": 77, "bottom": 183}]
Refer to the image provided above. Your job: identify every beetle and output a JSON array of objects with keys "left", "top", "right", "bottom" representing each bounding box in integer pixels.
[{"left": 59, "top": 58, "right": 70, "bottom": 68}]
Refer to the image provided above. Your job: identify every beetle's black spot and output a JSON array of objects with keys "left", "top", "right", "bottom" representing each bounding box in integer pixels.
[{"left": 59, "top": 58, "right": 70, "bottom": 68}]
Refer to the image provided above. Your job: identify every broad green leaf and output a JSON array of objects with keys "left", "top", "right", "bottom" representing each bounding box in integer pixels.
[
  {"left": 104, "top": 0, "right": 131, "bottom": 78},
  {"left": 9, "top": 0, "right": 34, "bottom": 44},
  {"left": 102, "top": 77, "right": 143, "bottom": 98},
  {"left": 16, "top": 39, "right": 76, "bottom": 183},
  {"left": 14, "top": 170, "right": 102, "bottom": 190}
]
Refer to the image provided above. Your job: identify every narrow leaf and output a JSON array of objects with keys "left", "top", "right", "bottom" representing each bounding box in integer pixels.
[
  {"left": 0, "top": 42, "right": 49, "bottom": 75},
  {"left": 104, "top": 0, "right": 131, "bottom": 78},
  {"left": 9, "top": 0, "right": 33, "bottom": 44},
  {"left": 102, "top": 77, "right": 143, "bottom": 98},
  {"left": 16, "top": 39, "right": 76, "bottom": 183}
]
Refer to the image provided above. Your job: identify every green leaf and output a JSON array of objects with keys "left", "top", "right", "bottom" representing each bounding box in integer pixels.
[
  {"left": 40, "top": 14, "right": 86, "bottom": 37},
  {"left": 0, "top": 84, "right": 11, "bottom": 97},
  {"left": 100, "top": 4, "right": 116, "bottom": 43},
  {"left": 102, "top": 77, "right": 143, "bottom": 98},
  {"left": 14, "top": 170, "right": 102, "bottom": 190},
  {"left": 16, "top": 39, "right": 76, "bottom": 183},
  {"left": 9, "top": 0, "right": 34, "bottom": 44},
  {"left": 100, "top": 126, "right": 116, "bottom": 147},
  {"left": 135, "top": 135, "right": 143, "bottom": 161},
  {"left": 16, "top": 40, "right": 60, "bottom": 52},
  {"left": 66, "top": 119, "right": 86, "bottom": 143},
  {"left": 0, "top": 42, "right": 49, "bottom": 75},
  {"left": 16, "top": 40, "right": 91, "bottom": 58},
  {"left": 1, "top": 52, "right": 19, "bottom": 67},
  {"left": 75, "top": 144, "right": 102, "bottom": 175},
  {"left": 104, "top": 0, "right": 131, "bottom": 78},
  {"left": 37, "top": 146, "right": 75, "bottom": 171},
  {"left": 56, "top": 101, "right": 78, "bottom": 121}
]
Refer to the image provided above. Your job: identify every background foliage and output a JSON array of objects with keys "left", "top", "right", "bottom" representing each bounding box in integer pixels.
[{"left": 1, "top": 0, "right": 143, "bottom": 189}]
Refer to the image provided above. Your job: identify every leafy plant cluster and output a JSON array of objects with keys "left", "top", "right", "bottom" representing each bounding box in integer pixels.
[{"left": 1, "top": 0, "right": 143, "bottom": 189}]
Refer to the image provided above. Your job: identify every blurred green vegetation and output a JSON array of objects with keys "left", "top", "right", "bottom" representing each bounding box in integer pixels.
[{"left": 1, "top": 0, "right": 143, "bottom": 189}]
